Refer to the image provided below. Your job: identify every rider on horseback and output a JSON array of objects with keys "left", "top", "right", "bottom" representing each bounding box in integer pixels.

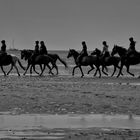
[
  {"left": 31, "top": 41, "right": 40, "bottom": 63},
  {"left": 34, "top": 41, "right": 40, "bottom": 55},
  {"left": 0, "top": 40, "right": 7, "bottom": 57},
  {"left": 40, "top": 41, "right": 48, "bottom": 55},
  {"left": 101, "top": 41, "right": 110, "bottom": 58},
  {"left": 78, "top": 41, "right": 88, "bottom": 64},
  {"left": 126, "top": 37, "right": 137, "bottom": 57}
]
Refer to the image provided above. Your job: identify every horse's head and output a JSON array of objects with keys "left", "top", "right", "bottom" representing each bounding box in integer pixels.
[
  {"left": 91, "top": 48, "right": 101, "bottom": 56},
  {"left": 21, "top": 50, "right": 33, "bottom": 60},
  {"left": 67, "top": 49, "right": 79, "bottom": 58},
  {"left": 111, "top": 45, "right": 127, "bottom": 57},
  {"left": 21, "top": 50, "right": 26, "bottom": 60},
  {"left": 111, "top": 45, "right": 118, "bottom": 56}
]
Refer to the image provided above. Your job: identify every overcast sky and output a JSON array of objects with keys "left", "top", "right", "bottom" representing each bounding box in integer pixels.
[{"left": 0, "top": 0, "right": 140, "bottom": 51}]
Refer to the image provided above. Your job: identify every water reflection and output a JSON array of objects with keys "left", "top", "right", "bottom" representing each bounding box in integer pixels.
[{"left": 0, "top": 113, "right": 140, "bottom": 138}]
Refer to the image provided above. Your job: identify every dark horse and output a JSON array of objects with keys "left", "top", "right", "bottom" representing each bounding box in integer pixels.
[
  {"left": 21, "top": 50, "right": 58, "bottom": 76},
  {"left": 0, "top": 54, "right": 20, "bottom": 76},
  {"left": 91, "top": 48, "right": 121, "bottom": 77},
  {"left": 21, "top": 49, "right": 67, "bottom": 75},
  {"left": 67, "top": 49, "right": 102, "bottom": 77},
  {"left": 111, "top": 45, "right": 140, "bottom": 77}
]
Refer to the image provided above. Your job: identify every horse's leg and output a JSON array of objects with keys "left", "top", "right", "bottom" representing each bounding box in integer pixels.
[
  {"left": 93, "top": 67, "right": 98, "bottom": 76},
  {"left": 78, "top": 66, "right": 84, "bottom": 77},
  {"left": 1, "top": 66, "right": 6, "bottom": 76},
  {"left": 32, "top": 65, "right": 40, "bottom": 75},
  {"left": 30, "top": 65, "right": 39, "bottom": 75},
  {"left": 46, "top": 64, "right": 54, "bottom": 75},
  {"left": 72, "top": 65, "right": 84, "bottom": 77},
  {"left": 39, "top": 65, "right": 46, "bottom": 76},
  {"left": 96, "top": 66, "right": 101, "bottom": 78},
  {"left": 126, "top": 65, "right": 135, "bottom": 77},
  {"left": 52, "top": 63, "right": 58, "bottom": 75},
  {"left": 72, "top": 65, "right": 78, "bottom": 76},
  {"left": 98, "top": 67, "right": 102, "bottom": 78},
  {"left": 87, "top": 65, "right": 94, "bottom": 74},
  {"left": 116, "top": 63, "right": 124, "bottom": 78},
  {"left": 104, "top": 66, "right": 108, "bottom": 72},
  {"left": 7, "top": 64, "right": 13, "bottom": 75},
  {"left": 13, "top": 64, "right": 20, "bottom": 76},
  {"left": 116, "top": 65, "right": 123, "bottom": 76},
  {"left": 111, "top": 66, "right": 116, "bottom": 77},
  {"left": 23, "top": 64, "right": 30, "bottom": 75},
  {"left": 102, "top": 65, "right": 108, "bottom": 76},
  {"left": 30, "top": 65, "right": 33, "bottom": 75}
]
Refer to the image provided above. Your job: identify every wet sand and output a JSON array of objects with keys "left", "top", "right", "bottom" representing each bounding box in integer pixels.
[{"left": 0, "top": 73, "right": 140, "bottom": 139}]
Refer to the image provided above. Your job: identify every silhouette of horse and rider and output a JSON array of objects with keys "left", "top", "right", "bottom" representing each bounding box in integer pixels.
[
  {"left": 0, "top": 37, "right": 139, "bottom": 77},
  {"left": 67, "top": 41, "right": 109, "bottom": 77},
  {"left": 21, "top": 41, "right": 67, "bottom": 76},
  {"left": 0, "top": 40, "right": 25, "bottom": 76},
  {"left": 67, "top": 37, "right": 139, "bottom": 77},
  {"left": 111, "top": 37, "right": 140, "bottom": 77}
]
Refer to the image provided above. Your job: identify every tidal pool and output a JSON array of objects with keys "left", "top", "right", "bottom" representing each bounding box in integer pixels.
[{"left": 0, "top": 113, "right": 140, "bottom": 138}]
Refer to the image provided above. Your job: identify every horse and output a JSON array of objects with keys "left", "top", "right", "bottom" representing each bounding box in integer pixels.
[
  {"left": 0, "top": 53, "right": 21, "bottom": 76},
  {"left": 111, "top": 45, "right": 140, "bottom": 77},
  {"left": 21, "top": 49, "right": 68, "bottom": 75},
  {"left": 22, "top": 52, "right": 58, "bottom": 76},
  {"left": 6, "top": 54, "right": 25, "bottom": 75},
  {"left": 91, "top": 48, "right": 121, "bottom": 77},
  {"left": 67, "top": 49, "right": 102, "bottom": 77}
]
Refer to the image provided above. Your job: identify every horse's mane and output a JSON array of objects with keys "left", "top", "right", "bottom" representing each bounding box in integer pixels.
[
  {"left": 95, "top": 48, "right": 102, "bottom": 54},
  {"left": 70, "top": 49, "right": 79, "bottom": 55},
  {"left": 115, "top": 45, "right": 127, "bottom": 52}
]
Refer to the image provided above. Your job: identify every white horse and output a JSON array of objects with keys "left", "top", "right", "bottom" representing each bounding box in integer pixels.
[{"left": 6, "top": 54, "right": 25, "bottom": 75}]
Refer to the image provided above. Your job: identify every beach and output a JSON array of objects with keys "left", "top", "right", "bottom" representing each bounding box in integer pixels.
[{"left": 0, "top": 50, "right": 140, "bottom": 139}]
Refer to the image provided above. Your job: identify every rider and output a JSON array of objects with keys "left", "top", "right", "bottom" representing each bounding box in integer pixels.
[
  {"left": 34, "top": 41, "right": 40, "bottom": 55},
  {"left": 101, "top": 41, "right": 110, "bottom": 58},
  {"left": 31, "top": 41, "right": 40, "bottom": 63},
  {"left": 78, "top": 41, "right": 88, "bottom": 64},
  {"left": 40, "top": 41, "right": 48, "bottom": 55},
  {"left": 0, "top": 40, "right": 7, "bottom": 57},
  {"left": 126, "top": 37, "right": 137, "bottom": 57}
]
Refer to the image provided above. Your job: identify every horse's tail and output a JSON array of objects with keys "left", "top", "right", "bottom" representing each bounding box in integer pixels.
[
  {"left": 18, "top": 59, "right": 26, "bottom": 70},
  {"left": 57, "top": 55, "right": 68, "bottom": 68}
]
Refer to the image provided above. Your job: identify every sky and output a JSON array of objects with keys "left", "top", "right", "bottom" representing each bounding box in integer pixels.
[{"left": 0, "top": 0, "right": 140, "bottom": 51}]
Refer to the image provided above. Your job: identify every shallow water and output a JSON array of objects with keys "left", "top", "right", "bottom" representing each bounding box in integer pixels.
[{"left": 0, "top": 113, "right": 140, "bottom": 138}]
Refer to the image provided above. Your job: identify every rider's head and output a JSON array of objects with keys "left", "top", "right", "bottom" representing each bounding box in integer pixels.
[
  {"left": 1, "top": 40, "right": 5, "bottom": 44},
  {"left": 40, "top": 41, "right": 45, "bottom": 45},
  {"left": 35, "top": 41, "right": 39, "bottom": 44},
  {"left": 129, "top": 37, "right": 134, "bottom": 42},
  {"left": 82, "top": 41, "right": 87, "bottom": 49},
  {"left": 102, "top": 41, "right": 107, "bottom": 45}
]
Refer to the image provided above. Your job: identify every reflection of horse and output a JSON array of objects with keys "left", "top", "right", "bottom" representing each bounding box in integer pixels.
[
  {"left": 111, "top": 45, "right": 140, "bottom": 77},
  {"left": 0, "top": 54, "right": 22, "bottom": 76},
  {"left": 67, "top": 49, "right": 102, "bottom": 77},
  {"left": 21, "top": 50, "right": 67, "bottom": 75},
  {"left": 91, "top": 48, "right": 121, "bottom": 77}
]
